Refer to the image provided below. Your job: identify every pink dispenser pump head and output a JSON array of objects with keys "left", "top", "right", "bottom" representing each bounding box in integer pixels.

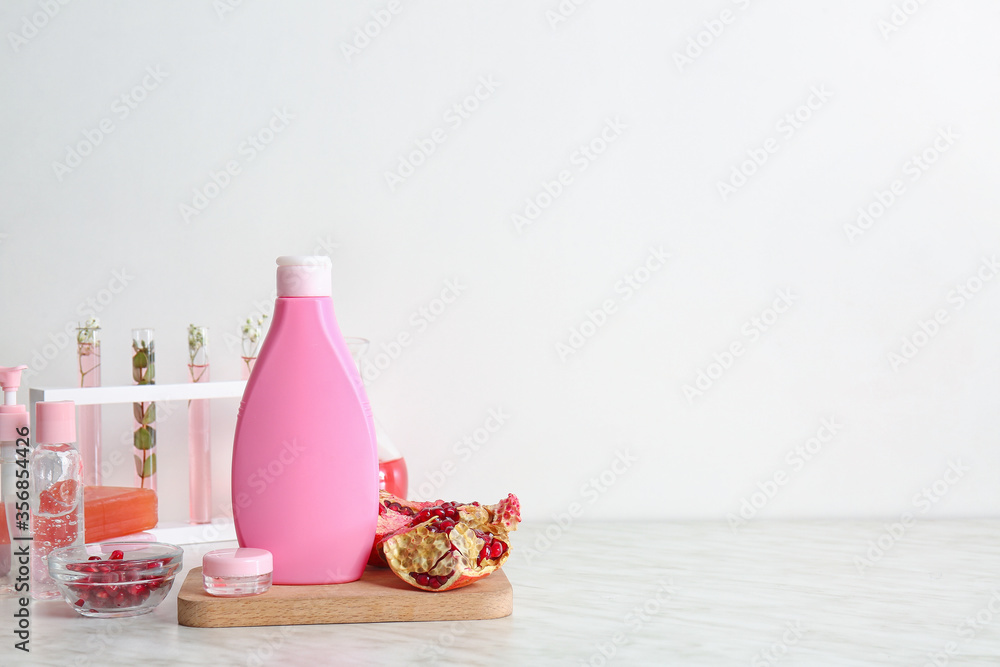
[
  {"left": 0, "top": 365, "right": 27, "bottom": 406},
  {"left": 0, "top": 365, "right": 28, "bottom": 441}
]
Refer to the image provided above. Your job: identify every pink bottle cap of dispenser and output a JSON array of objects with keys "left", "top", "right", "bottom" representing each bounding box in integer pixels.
[
  {"left": 0, "top": 365, "right": 29, "bottom": 441},
  {"left": 35, "top": 401, "right": 77, "bottom": 444},
  {"left": 0, "top": 365, "right": 27, "bottom": 391}
]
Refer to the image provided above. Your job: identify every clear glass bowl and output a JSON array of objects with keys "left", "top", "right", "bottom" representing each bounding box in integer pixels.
[{"left": 47, "top": 542, "right": 183, "bottom": 618}]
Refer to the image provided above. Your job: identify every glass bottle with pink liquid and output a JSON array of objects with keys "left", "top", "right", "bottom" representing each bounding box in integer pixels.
[
  {"left": 131, "top": 329, "right": 156, "bottom": 491},
  {"left": 188, "top": 325, "right": 211, "bottom": 524},
  {"left": 30, "top": 401, "right": 84, "bottom": 600},
  {"left": 76, "top": 319, "right": 101, "bottom": 486},
  {"left": 344, "top": 337, "right": 408, "bottom": 497}
]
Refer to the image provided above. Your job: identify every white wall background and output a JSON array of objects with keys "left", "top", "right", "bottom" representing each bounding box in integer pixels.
[{"left": 1, "top": 1, "right": 998, "bottom": 524}]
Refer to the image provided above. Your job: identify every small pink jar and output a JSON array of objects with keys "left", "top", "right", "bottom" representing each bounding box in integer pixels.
[{"left": 202, "top": 548, "right": 273, "bottom": 597}]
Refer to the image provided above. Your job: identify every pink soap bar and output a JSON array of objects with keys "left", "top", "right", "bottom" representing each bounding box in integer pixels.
[{"left": 84, "top": 486, "right": 158, "bottom": 543}]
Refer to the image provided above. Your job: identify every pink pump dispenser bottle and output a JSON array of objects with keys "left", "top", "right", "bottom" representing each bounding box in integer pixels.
[{"left": 231, "top": 256, "right": 378, "bottom": 585}]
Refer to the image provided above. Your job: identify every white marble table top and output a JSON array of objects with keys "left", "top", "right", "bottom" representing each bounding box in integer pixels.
[{"left": 4, "top": 520, "right": 1000, "bottom": 666}]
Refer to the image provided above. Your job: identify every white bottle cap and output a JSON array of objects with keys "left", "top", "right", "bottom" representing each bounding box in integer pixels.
[{"left": 276, "top": 256, "right": 332, "bottom": 297}]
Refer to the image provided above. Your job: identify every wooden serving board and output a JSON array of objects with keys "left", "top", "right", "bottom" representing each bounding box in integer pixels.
[{"left": 177, "top": 566, "right": 513, "bottom": 628}]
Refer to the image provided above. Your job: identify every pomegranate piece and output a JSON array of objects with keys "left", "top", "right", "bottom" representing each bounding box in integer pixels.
[{"left": 371, "top": 491, "right": 520, "bottom": 592}]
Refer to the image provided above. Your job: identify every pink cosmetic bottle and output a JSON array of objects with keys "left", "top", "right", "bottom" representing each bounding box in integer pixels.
[{"left": 231, "top": 256, "right": 378, "bottom": 585}]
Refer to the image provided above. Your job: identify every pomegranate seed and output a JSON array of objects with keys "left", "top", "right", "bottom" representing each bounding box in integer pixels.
[
  {"left": 478, "top": 546, "right": 489, "bottom": 564},
  {"left": 489, "top": 541, "right": 503, "bottom": 558},
  {"left": 74, "top": 598, "right": 85, "bottom": 607},
  {"left": 110, "top": 550, "right": 125, "bottom": 560},
  {"left": 429, "top": 579, "right": 441, "bottom": 590},
  {"left": 413, "top": 573, "right": 430, "bottom": 586},
  {"left": 445, "top": 508, "right": 459, "bottom": 520},
  {"left": 431, "top": 508, "right": 445, "bottom": 519},
  {"left": 88, "top": 555, "right": 102, "bottom": 561}
]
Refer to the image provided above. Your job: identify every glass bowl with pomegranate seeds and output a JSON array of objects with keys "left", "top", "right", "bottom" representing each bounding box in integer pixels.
[{"left": 47, "top": 542, "right": 183, "bottom": 618}]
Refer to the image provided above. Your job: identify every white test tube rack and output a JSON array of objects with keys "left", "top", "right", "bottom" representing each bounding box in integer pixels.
[{"left": 28, "top": 381, "right": 246, "bottom": 545}]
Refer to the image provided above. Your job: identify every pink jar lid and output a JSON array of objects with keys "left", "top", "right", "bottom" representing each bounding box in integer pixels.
[
  {"left": 35, "top": 401, "right": 76, "bottom": 444},
  {"left": 203, "top": 548, "right": 273, "bottom": 577}
]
